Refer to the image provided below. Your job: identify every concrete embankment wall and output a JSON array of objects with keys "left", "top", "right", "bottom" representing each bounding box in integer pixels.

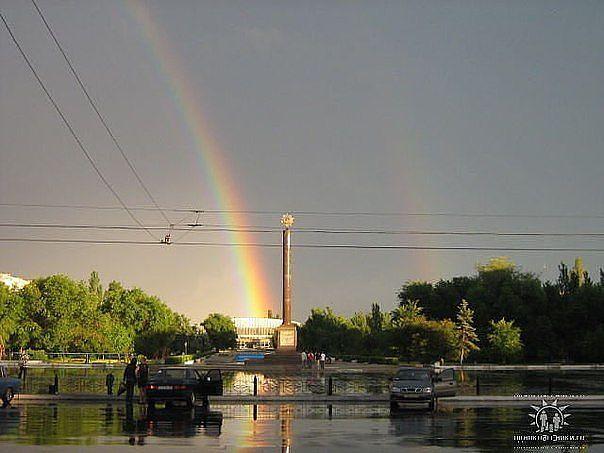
[{"left": 13, "top": 393, "right": 604, "bottom": 408}]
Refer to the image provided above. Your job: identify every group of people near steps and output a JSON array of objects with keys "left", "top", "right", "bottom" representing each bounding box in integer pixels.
[
  {"left": 105, "top": 356, "right": 149, "bottom": 403},
  {"left": 301, "top": 351, "right": 327, "bottom": 370}
]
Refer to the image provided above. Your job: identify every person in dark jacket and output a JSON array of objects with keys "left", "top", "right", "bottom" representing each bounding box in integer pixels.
[
  {"left": 137, "top": 357, "right": 149, "bottom": 403},
  {"left": 123, "top": 358, "right": 137, "bottom": 401}
]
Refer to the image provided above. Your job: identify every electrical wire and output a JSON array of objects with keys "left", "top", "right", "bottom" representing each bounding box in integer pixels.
[
  {"left": 1, "top": 202, "right": 603, "bottom": 220},
  {"left": 0, "top": 222, "right": 604, "bottom": 238},
  {"left": 30, "top": 0, "right": 171, "bottom": 225},
  {"left": 172, "top": 211, "right": 202, "bottom": 243},
  {"left": 0, "top": 12, "right": 159, "bottom": 241},
  {"left": 1, "top": 237, "right": 604, "bottom": 252}
]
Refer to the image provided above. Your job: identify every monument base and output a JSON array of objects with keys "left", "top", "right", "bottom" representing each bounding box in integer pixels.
[
  {"left": 275, "top": 324, "right": 297, "bottom": 352},
  {"left": 253, "top": 350, "right": 301, "bottom": 367},
  {"left": 244, "top": 324, "right": 300, "bottom": 369}
]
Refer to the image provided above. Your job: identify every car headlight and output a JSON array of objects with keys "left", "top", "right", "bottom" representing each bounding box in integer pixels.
[
  {"left": 391, "top": 387, "right": 401, "bottom": 393},
  {"left": 422, "top": 387, "right": 432, "bottom": 393}
]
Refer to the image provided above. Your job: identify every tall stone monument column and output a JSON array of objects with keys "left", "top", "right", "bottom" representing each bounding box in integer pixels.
[{"left": 275, "top": 213, "right": 297, "bottom": 352}]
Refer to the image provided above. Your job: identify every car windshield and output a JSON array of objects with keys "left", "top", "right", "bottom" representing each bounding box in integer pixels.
[
  {"left": 156, "top": 369, "right": 188, "bottom": 380},
  {"left": 395, "top": 369, "right": 431, "bottom": 381}
]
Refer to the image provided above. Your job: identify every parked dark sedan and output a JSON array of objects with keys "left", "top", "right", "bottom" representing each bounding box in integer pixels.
[
  {"left": 145, "top": 367, "right": 223, "bottom": 409},
  {"left": 0, "top": 365, "right": 21, "bottom": 407}
]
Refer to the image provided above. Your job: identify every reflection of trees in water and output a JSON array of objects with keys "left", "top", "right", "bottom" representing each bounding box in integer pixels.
[
  {"left": 16, "top": 403, "right": 124, "bottom": 444},
  {"left": 6, "top": 403, "right": 222, "bottom": 445},
  {"left": 456, "top": 407, "right": 477, "bottom": 448},
  {"left": 469, "top": 408, "right": 523, "bottom": 451},
  {"left": 388, "top": 407, "right": 525, "bottom": 451}
]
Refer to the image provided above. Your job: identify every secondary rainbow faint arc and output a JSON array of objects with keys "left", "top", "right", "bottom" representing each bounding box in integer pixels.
[{"left": 127, "top": 0, "right": 272, "bottom": 317}]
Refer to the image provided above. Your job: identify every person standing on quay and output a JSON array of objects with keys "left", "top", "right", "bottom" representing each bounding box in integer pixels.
[
  {"left": 123, "top": 358, "right": 137, "bottom": 402},
  {"left": 319, "top": 352, "right": 326, "bottom": 371},
  {"left": 301, "top": 351, "right": 307, "bottom": 368},
  {"left": 137, "top": 357, "right": 149, "bottom": 404}
]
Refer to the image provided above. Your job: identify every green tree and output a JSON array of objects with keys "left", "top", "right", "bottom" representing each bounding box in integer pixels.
[
  {"left": 571, "top": 257, "right": 587, "bottom": 287},
  {"left": 202, "top": 314, "right": 237, "bottom": 352},
  {"left": 391, "top": 300, "right": 424, "bottom": 326},
  {"left": 456, "top": 299, "right": 480, "bottom": 365},
  {"left": 388, "top": 317, "right": 457, "bottom": 363},
  {"left": 0, "top": 273, "right": 193, "bottom": 357},
  {"left": 0, "top": 283, "right": 20, "bottom": 357},
  {"left": 299, "top": 307, "right": 362, "bottom": 355},
  {"left": 487, "top": 318, "right": 523, "bottom": 364},
  {"left": 476, "top": 256, "right": 516, "bottom": 273},
  {"left": 87, "top": 270, "right": 103, "bottom": 301}
]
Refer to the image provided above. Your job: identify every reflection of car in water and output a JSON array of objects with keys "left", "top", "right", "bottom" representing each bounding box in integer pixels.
[
  {"left": 0, "top": 365, "right": 21, "bottom": 407},
  {"left": 389, "top": 366, "right": 457, "bottom": 411},
  {"left": 142, "top": 406, "right": 223, "bottom": 438},
  {"left": 0, "top": 405, "right": 20, "bottom": 436},
  {"left": 145, "top": 367, "right": 223, "bottom": 409},
  {"left": 389, "top": 408, "right": 459, "bottom": 448}
]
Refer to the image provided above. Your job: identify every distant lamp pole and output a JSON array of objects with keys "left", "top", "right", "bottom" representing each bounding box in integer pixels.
[{"left": 184, "top": 341, "right": 188, "bottom": 356}]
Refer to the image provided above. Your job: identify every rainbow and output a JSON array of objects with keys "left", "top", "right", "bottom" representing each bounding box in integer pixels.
[{"left": 126, "top": 0, "right": 273, "bottom": 317}]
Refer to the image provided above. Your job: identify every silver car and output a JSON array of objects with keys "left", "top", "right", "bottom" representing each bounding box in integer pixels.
[{"left": 389, "top": 366, "right": 457, "bottom": 410}]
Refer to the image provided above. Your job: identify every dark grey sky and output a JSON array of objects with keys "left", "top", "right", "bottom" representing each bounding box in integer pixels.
[{"left": 1, "top": 0, "right": 603, "bottom": 322}]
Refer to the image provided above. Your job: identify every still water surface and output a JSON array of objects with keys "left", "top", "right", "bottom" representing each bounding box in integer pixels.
[{"left": 1, "top": 402, "right": 603, "bottom": 452}]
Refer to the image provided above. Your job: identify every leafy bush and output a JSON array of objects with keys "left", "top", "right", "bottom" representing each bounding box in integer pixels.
[
  {"left": 25, "top": 349, "right": 48, "bottom": 361},
  {"left": 339, "top": 354, "right": 399, "bottom": 365},
  {"left": 164, "top": 354, "right": 194, "bottom": 364}
]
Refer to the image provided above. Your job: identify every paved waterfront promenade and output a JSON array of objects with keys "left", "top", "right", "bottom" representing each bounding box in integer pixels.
[
  {"left": 12, "top": 393, "right": 604, "bottom": 407},
  {"left": 3, "top": 360, "right": 604, "bottom": 373}
]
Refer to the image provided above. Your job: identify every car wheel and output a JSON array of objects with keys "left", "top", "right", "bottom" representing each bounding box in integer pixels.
[
  {"left": 2, "top": 388, "right": 14, "bottom": 406},
  {"left": 186, "top": 392, "right": 196, "bottom": 409}
]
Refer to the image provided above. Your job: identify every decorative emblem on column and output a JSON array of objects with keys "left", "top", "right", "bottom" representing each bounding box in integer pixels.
[{"left": 281, "top": 213, "right": 295, "bottom": 229}]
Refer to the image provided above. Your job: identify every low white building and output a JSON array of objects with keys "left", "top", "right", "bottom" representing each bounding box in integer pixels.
[
  {"left": 233, "top": 317, "right": 283, "bottom": 349},
  {"left": 0, "top": 273, "right": 30, "bottom": 290}
]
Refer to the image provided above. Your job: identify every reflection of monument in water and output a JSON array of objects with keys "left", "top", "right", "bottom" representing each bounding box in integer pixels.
[{"left": 280, "top": 404, "right": 293, "bottom": 453}]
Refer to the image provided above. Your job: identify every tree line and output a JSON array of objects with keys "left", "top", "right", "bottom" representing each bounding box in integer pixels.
[
  {"left": 300, "top": 257, "right": 604, "bottom": 364},
  {"left": 2, "top": 256, "right": 602, "bottom": 364},
  {"left": 0, "top": 272, "right": 210, "bottom": 358}
]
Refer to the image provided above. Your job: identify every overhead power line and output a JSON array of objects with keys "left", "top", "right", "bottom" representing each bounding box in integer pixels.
[
  {"left": 1, "top": 237, "right": 604, "bottom": 252},
  {"left": 30, "top": 0, "right": 171, "bottom": 225},
  {"left": 0, "top": 202, "right": 182, "bottom": 212},
  {"left": 1, "top": 222, "right": 604, "bottom": 238},
  {"left": 0, "top": 12, "right": 159, "bottom": 241},
  {"left": 1, "top": 202, "right": 603, "bottom": 220}
]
